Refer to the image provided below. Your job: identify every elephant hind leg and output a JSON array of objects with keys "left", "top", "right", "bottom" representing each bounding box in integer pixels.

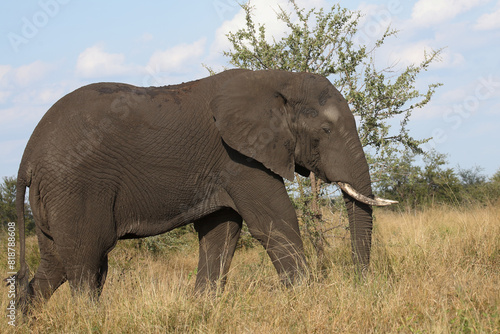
[
  {"left": 64, "top": 254, "right": 109, "bottom": 300},
  {"left": 51, "top": 196, "right": 116, "bottom": 300},
  {"left": 58, "top": 227, "right": 114, "bottom": 300},
  {"left": 21, "top": 227, "right": 67, "bottom": 314},
  {"left": 194, "top": 208, "right": 242, "bottom": 293}
]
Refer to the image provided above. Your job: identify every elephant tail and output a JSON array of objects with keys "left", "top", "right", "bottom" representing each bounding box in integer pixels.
[{"left": 14, "top": 175, "right": 30, "bottom": 310}]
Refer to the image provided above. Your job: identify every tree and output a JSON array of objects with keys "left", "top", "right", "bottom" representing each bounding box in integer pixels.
[
  {"left": 457, "top": 165, "right": 486, "bottom": 187},
  {"left": 492, "top": 169, "right": 500, "bottom": 184},
  {"left": 222, "top": 0, "right": 442, "bottom": 247},
  {"left": 488, "top": 169, "right": 500, "bottom": 203},
  {"left": 0, "top": 177, "right": 17, "bottom": 226},
  {"left": 457, "top": 166, "right": 500, "bottom": 205},
  {"left": 375, "top": 151, "right": 462, "bottom": 207},
  {"left": 0, "top": 177, "right": 35, "bottom": 233}
]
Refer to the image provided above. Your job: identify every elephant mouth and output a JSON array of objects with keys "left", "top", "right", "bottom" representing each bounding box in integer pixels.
[{"left": 336, "top": 182, "right": 398, "bottom": 207}]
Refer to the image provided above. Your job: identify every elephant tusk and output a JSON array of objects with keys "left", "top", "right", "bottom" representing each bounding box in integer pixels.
[{"left": 336, "top": 182, "right": 398, "bottom": 207}]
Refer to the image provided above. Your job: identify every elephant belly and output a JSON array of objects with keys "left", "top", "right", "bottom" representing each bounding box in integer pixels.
[{"left": 113, "top": 180, "right": 231, "bottom": 239}]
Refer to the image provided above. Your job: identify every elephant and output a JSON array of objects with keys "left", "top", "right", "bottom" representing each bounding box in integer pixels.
[{"left": 14, "top": 69, "right": 396, "bottom": 313}]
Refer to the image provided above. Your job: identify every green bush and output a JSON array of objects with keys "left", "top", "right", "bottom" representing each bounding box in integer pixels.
[
  {"left": 133, "top": 225, "right": 197, "bottom": 256},
  {"left": 374, "top": 151, "right": 500, "bottom": 208}
]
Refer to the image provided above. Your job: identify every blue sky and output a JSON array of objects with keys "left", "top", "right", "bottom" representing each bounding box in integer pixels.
[{"left": 1, "top": 0, "right": 499, "bottom": 179}]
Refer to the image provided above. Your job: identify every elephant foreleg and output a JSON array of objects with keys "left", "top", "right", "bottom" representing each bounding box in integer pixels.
[
  {"left": 193, "top": 208, "right": 242, "bottom": 293},
  {"left": 230, "top": 174, "right": 308, "bottom": 286},
  {"left": 245, "top": 217, "right": 307, "bottom": 286}
]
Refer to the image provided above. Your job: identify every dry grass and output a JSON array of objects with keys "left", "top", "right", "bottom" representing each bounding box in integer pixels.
[{"left": 2, "top": 204, "right": 499, "bottom": 333}]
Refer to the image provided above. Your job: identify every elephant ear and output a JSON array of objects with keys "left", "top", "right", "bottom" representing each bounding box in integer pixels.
[{"left": 211, "top": 70, "right": 296, "bottom": 181}]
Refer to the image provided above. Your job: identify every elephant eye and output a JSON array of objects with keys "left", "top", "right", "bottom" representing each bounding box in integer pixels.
[{"left": 322, "top": 127, "right": 331, "bottom": 134}]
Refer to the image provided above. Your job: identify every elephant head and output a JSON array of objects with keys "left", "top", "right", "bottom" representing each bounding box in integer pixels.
[{"left": 211, "top": 69, "right": 396, "bottom": 272}]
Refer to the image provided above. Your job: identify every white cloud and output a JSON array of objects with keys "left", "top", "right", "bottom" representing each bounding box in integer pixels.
[
  {"left": 211, "top": 0, "right": 327, "bottom": 58},
  {"left": 0, "top": 138, "right": 27, "bottom": 169},
  {"left": 0, "top": 91, "right": 12, "bottom": 104},
  {"left": 14, "top": 60, "right": 54, "bottom": 87},
  {"left": 0, "top": 65, "right": 11, "bottom": 84},
  {"left": 0, "top": 61, "right": 55, "bottom": 104},
  {"left": 387, "top": 41, "right": 465, "bottom": 69},
  {"left": 37, "top": 85, "right": 67, "bottom": 105},
  {"left": 415, "top": 74, "right": 500, "bottom": 121},
  {"left": 357, "top": 2, "right": 397, "bottom": 27},
  {"left": 76, "top": 45, "right": 135, "bottom": 78},
  {"left": 438, "top": 50, "right": 466, "bottom": 68},
  {"left": 0, "top": 65, "right": 12, "bottom": 101},
  {"left": 0, "top": 104, "right": 46, "bottom": 126},
  {"left": 1, "top": 106, "right": 27, "bottom": 124},
  {"left": 388, "top": 42, "right": 430, "bottom": 67},
  {"left": 0, "top": 61, "right": 53, "bottom": 88},
  {"left": 147, "top": 38, "right": 206, "bottom": 73},
  {"left": 411, "top": 0, "right": 490, "bottom": 26},
  {"left": 487, "top": 101, "right": 500, "bottom": 115},
  {"left": 212, "top": 8, "right": 249, "bottom": 56},
  {"left": 140, "top": 33, "right": 154, "bottom": 42},
  {"left": 411, "top": 104, "right": 445, "bottom": 120},
  {"left": 11, "top": 84, "right": 69, "bottom": 108},
  {"left": 474, "top": 4, "right": 500, "bottom": 30}
]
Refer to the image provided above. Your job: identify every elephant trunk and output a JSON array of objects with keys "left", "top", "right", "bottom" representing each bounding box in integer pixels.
[
  {"left": 344, "top": 191, "right": 373, "bottom": 275},
  {"left": 340, "top": 148, "right": 376, "bottom": 275}
]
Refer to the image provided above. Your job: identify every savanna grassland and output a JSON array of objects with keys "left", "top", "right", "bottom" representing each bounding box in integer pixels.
[{"left": 2, "top": 204, "right": 499, "bottom": 333}]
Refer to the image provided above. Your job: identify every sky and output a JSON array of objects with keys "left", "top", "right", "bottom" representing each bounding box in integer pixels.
[{"left": 1, "top": 0, "right": 499, "bottom": 179}]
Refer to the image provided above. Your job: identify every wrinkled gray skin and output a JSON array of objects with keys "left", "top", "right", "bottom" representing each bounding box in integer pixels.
[{"left": 15, "top": 69, "right": 376, "bottom": 312}]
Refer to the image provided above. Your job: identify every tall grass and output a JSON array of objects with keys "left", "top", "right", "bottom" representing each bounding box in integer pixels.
[{"left": 2, "top": 204, "right": 499, "bottom": 333}]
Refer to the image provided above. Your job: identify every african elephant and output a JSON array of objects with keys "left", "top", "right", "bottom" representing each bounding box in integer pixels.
[{"left": 14, "top": 69, "right": 395, "bottom": 312}]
